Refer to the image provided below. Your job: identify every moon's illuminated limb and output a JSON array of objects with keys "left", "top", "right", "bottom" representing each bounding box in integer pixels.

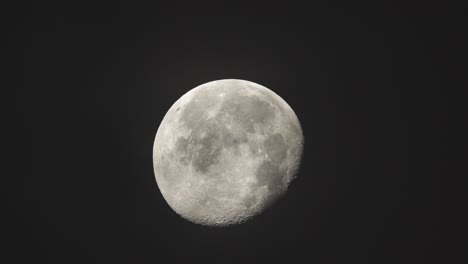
[{"left": 153, "top": 79, "right": 303, "bottom": 226}]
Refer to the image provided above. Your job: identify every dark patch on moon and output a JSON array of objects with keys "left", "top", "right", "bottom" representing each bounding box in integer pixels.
[
  {"left": 225, "top": 137, "right": 239, "bottom": 146},
  {"left": 254, "top": 160, "right": 285, "bottom": 207},
  {"left": 174, "top": 131, "right": 222, "bottom": 173},
  {"left": 193, "top": 131, "right": 223, "bottom": 173},
  {"left": 175, "top": 136, "right": 192, "bottom": 165},
  {"left": 173, "top": 118, "right": 250, "bottom": 174},
  {"left": 264, "top": 133, "right": 287, "bottom": 164},
  {"left": 221, "top": 133, "right": 246, "bottom": 155},
  {"left": 255, "top": 160, "right": 284, "bottom": 192}
]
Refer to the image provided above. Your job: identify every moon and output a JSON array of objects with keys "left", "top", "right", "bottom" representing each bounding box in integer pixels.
[{"left": 153, "top": 79, "right": 303, "bottom": 226}]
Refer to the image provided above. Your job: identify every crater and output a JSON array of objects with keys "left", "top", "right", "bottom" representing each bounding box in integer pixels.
[{"left": 243, "top": 195, "right": 257, "bottom": 208}]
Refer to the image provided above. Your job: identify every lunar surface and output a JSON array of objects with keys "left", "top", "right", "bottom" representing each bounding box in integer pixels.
[{"left": 153, "top": 79, "right": 303, "bottom": 226}]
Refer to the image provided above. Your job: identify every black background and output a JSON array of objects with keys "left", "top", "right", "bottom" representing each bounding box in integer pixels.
[{"left": 8, "top": 1, "right": 462, "bottom": 263}]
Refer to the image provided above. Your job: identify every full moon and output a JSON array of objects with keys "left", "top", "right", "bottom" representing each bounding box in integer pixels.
[{"left": 153, "top": 79, "right": 303, "bottom": 226}]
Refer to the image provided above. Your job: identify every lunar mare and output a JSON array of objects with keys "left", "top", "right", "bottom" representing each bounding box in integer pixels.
[{"left": 153, "top": 79, "right": 303, "bottom": 226}]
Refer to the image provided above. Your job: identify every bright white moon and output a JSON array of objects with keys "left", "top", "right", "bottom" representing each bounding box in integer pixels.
[{"left": 153, "top": 79, "right": 303, "bottom": 226}]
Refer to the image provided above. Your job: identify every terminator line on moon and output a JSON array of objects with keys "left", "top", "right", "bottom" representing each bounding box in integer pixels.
[{"left": 153, "top": 79, "right": 304, "bottom": 226}]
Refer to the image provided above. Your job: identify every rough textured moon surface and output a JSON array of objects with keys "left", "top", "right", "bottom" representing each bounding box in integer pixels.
[{"left": 153, "top": 79, "right": 303, "bottom": 226}]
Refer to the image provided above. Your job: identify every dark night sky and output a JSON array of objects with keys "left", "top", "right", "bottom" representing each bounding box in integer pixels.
[{"left": 8, "top": 2, "right": 462, "bottom": 264}]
